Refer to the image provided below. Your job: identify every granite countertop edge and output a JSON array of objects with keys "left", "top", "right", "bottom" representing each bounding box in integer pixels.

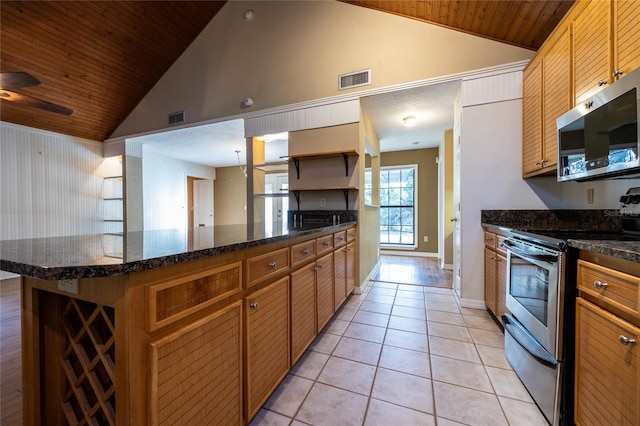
[
  {"left": 481, "top": 222, "right": 640, "bottom": 264},
  {"left": 0, "top": 222, "right": 356, "bottom": 281}
]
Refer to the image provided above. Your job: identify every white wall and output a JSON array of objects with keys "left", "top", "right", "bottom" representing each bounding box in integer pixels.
[
  {"left": 112, "top": 0, "right": 532, "bottom": 138},
  {"left": 458, "top": 72, "right": 640, "bottom": 307},
  {"left": 1, "top": 122, "right": 111, "bottom": 241},
  {"left": 142, "top": 151, "right": 216, "bottom": 230}
]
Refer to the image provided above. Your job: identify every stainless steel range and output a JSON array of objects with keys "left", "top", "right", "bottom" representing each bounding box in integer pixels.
[{"left": 501, "top": 186, "right": 640, "bottom": 426}]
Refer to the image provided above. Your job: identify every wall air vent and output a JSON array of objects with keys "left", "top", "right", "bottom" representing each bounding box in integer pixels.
[
  {"left": 168, "top": 111, "right": 185, "bottom": 125},
  {"left": 338, "top": 69, "right": 371, "bottom": 91}
]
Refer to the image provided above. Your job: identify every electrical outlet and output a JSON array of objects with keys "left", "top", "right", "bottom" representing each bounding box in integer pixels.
[
  {"left": 320, "top": 198, "right": 326, "bottom": 207},
  {"left": 423, "top": 236, "right": 428, "bottom": 242},
  {"left": 58, "top": 278, "right": 79, "bottom": 294},
  {"left": 587, "top": 188, "right": 594, "bottom": 204}
]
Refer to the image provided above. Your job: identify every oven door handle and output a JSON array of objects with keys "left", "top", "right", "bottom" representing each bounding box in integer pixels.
[
  {"left": 501, "top": 314, "right": 557, "bottom": 368},
  {"left": 505, "top": 242, "right": 557, "bottom": 265}
]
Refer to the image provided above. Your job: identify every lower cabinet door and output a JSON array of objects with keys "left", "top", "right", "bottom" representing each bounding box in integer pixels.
[
  {"left": 484, "top": 248, "right": 497, "bottom": 315},
  {"left": 148, "top": 302, "right": 243, "bottom": 425},
  {"left": 316, "top": 252, "right": 334, "bottom": 332},
  {"left": 290, "top": 263, "right": 317, "bottom": 365},
  {"left": 575, "top": 297, "right": 639, "bottom": 426},
  {"left": 334, "top": 247, "right": 347, "bottom": 309},
  {"left": 345, "top": 241, "right": 356, "bottom": 295},
  {"left": 244, "top": 277, "right": 290, "bottom": 422}
]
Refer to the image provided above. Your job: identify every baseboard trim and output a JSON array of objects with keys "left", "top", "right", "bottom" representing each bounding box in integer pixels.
[
  {"left": 458, "top": 298, "right": 487, "bottom": 310},
  {"left": 441, "top": 263, "right": 453, "bottom": 270},
  {"left": 354, "top": 259, "right": 381, "bottom": 294},
  {"left": 380, "top": 250, "right": 438, "bottom": 258}
]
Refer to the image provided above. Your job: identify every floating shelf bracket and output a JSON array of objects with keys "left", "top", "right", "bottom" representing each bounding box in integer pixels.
[
  {"left": 293, "top": 158, "right": 300, "bottom": 179},
  {"left": 293, "top": 190, "right": 301, "bottom": 210},
  {"left": 342, "top": 153, "right": 349, "bottom": 176}
]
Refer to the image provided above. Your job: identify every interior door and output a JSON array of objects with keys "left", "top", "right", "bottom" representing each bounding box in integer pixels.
[
  {"left": 193, "top": 179, "right": 214, "bottom": 227},
  {"left": 452, "top": 127, "right": 462, "bottom": 296}
]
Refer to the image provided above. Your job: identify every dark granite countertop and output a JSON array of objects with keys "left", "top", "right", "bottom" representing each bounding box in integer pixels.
[
  {"left": 481, "top": 210, "right": 640, "bottom": 264},
  {"left": 0, "top": 222, "right": 356, "bottom": 281}
]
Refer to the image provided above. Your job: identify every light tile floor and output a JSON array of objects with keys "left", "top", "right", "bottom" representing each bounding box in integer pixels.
[{"left": 250, "top": 280, "right": 548, "bottom": 426}]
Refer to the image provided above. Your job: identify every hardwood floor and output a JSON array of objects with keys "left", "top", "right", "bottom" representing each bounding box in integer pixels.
[
  {"left": 373, "top": 255, "right": 453, "bottom": 288},
  {"left": 1, "top": 277, "right": 22, "bottom": 426}
]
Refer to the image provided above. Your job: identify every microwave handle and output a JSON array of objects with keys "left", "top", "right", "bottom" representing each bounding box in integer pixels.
[{"left": 502, "top": 315, "right": 557, "bottom": 368}]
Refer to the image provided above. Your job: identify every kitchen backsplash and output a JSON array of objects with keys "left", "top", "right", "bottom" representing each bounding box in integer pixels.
[
  {"left": 481, "top": 209, "right": 622, "bottom": 232},
  {"left": 288, "top": 210, "right": 358, "bottom": 229}
]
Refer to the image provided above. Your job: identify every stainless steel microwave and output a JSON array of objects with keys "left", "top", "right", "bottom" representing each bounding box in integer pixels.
[{"left": 557, "top": 67, "right": 640, "bottom": 182}]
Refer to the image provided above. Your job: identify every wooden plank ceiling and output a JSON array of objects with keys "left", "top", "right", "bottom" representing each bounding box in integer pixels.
[{"left": 1, "top": 0, "right": 574, "bottom": 142}]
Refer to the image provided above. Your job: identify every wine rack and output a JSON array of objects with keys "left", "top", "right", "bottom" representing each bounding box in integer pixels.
[{"left": 60, "top": 297, "right": 116, "bottom": 425}]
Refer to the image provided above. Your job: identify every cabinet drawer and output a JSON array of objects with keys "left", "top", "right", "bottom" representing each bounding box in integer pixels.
[
  {"left": 146, "top": 262, "right": 242, "bottom": 331},
  {"left": 577, "top": 260, "right": 640, "bottom": 322},
  {"left": 483, "top": 231, "right": 497, "bottom": 249},
  {"left": 316, "top": 234, "right": 334, "bottom": 256},
  {"left": 346, "top": 227, "right": 356, "bottom": 242},
  {"left": 291, "top": 240, "right": 316, "bottom": 268},
  {"left": 245, "top": 248, "right": 290, "bottom": 289},
  {"left": 334, "top": 231, "right": 347, "bottom": 247}
]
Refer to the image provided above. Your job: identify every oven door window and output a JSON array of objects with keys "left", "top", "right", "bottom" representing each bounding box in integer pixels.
[{"left": 509, "top": 255, "right": 549, "bottom": 326}]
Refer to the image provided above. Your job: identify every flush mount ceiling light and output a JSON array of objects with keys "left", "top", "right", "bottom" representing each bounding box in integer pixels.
[{"left": 402, "top": 116, "right": 416, "bottom": 127}]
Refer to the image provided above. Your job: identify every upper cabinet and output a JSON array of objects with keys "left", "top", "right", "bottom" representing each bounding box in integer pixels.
[
  {"left": 522, "top": 0, "right": 640, "bottom": 178},
  {"left": 522, "top": 27, "right": 570, "bottom": 177}
]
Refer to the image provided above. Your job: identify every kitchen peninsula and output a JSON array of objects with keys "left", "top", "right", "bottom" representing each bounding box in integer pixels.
[{"left": 0, "top": 222, "right": 358, "bottom": 425}]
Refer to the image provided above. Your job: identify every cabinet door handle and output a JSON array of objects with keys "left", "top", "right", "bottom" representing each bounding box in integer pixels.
[
  {"left": 597, "top": 80, "right": 607, "bottom": 87},
  {"left": 535, "top": 160, "right": 542, "bottom": 166},
  {"left": 268, "top": 261, "right": 277, "bottom": 269},
  {"left": 250, "top": 302, "right": 259, "bottom": 309},
  {"left": 344, "top": 248, "right": 351, "bottom": 252},
  {"left": 613, "top": 70, "right": 624, "bottom": 78},
  {"left": 302, "top": 249, "right": 310, "bottom": 255},
  {"left": 541, "top": 159, "right": 549, "bottom": 165},
  {"left": 619, "top": 335, "right": 636, "bottom": 345},
  {"left": 316, "top": 263, "right": 323, "bottom": 269},
  {"left": 593, "top": 280, "right": 608, "bottom": 289}
]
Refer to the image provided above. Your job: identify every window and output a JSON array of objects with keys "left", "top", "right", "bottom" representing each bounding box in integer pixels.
[{"left": 379, "top": 165, "right": 417, "bottom": 247}]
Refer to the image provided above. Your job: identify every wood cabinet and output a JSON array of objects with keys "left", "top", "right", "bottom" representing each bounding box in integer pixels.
[
  {"left": 244, "top": 277, "right": 290, "bottom": 421},
  {"left": 316, "top": 252, "right": 334, "bottom": 332},
  {"left": 149, "top": 302, "right": 243, "bottom": 425},
  {"left": 345, "top": 241, "right": 356, "bottom": 295},
  {"left": 573, "top": 0, "right": 640, "bottom": 104},
  {"left": 574, "top": 253, "right": 640, "bottom": 425},
  {"left": 483, "top": 230, "right": 508, "bottom": 317},
  {"left": 290, "top": 263, "right": 317, "bottom": 364},
  {"left": 575, "top": 297, "right": 639, "bottom": 426},
  {"left": 521, "top": 0, "right": 640, "bottom": 177}
]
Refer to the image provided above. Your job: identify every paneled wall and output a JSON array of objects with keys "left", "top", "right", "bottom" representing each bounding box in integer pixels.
[{"left": 0, "top": 122, "right": 108, "bottom": 241}]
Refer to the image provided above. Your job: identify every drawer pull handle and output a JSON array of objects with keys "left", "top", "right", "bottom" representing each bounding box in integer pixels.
[
  {"left": 250, "top": 302, "right": 259, "bottom": 310},
  {"left": 323, "top": 241, "right": 330, "bottom": 246},
  {"left": 302, "top": 249, "right": 310, "bottom": 255},
  {"left": 345, "top": 248, "right": 351, "bottom": 252},
  {"left": 268, "top": 261, "right": 277, "bottom": 269},
  {"left": 593, "top": 280, "right": 608, "bottom": 289},
  {"left": 619, "top": 335, "right": 636, "bottom": 346}
]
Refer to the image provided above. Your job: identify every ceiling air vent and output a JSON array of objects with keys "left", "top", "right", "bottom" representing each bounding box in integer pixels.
[
  {"left": 168, "top": 111, "right": 185, "bottom": 125},
  {"left": 338, "top": 69, "right": 371, "bottom": 91}
]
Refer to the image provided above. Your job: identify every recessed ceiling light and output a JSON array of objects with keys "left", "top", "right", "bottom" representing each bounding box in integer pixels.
[{"left": 402, "top": 116, "right": 416, "bottom": 127}]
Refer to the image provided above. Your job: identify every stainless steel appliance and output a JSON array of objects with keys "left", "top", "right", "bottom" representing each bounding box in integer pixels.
[
  {"left": 503, "top": 233, "right": 568, "bottom": 426},
  {"left": 557, "top": 66, "right": 640, "bottom": 182}
]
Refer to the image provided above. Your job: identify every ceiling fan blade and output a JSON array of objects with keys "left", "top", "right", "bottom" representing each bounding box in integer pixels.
[
  {"left": 0, "top": 90, "right": 73, "bottom": 115},
  {"left": 0, "top": 72, "right": 41, "bottom": 90}
]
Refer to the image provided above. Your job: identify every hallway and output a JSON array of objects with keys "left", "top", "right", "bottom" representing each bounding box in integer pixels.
[{"left": 251, "top": 257, "right": 547, "bottom": 425}]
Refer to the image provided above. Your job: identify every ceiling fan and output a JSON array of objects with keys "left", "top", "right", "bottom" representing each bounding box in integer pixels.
[{"left": 0, "top": 71, "right": 73, "bottom": 115}]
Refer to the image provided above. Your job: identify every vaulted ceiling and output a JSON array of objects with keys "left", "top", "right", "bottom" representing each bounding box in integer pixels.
[{"left": 0, "top": 0, "right": 575, "bottom": 142}]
